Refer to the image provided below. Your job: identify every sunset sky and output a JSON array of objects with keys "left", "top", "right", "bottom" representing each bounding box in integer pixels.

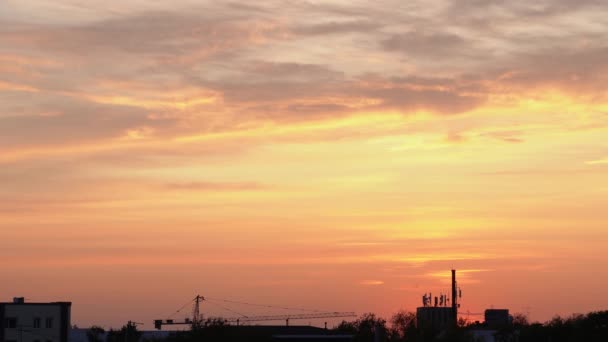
[{"left": 1, "top": 0, "right": 608, "bottom": 329}]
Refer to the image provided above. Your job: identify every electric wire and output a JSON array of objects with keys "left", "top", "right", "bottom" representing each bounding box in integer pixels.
[
  {"left": 157, "top": 295, "right": 350, "bottom": 328},
  {"left": 205, "top": 297, "right": 324, "bottom": 313},
  {"left": 204, "top": 300, "right": 249, "bottom": 318},
  {"left": 166, "top": 296, "right": 197, "bottom": 319}
]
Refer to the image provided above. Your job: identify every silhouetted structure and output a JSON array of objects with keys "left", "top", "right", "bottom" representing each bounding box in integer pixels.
[
  {"left": 168, "top": 325, "right": 352, "bottom": 342},
  {"left": 416, "top": 269, "right": 459, "bottom": 333},
  {"left": 154, "top": 296, "right": 355, "bottom": 330},
  {"left": 451, "top": 269, "right": 458, "bottom": 323},
  {"left": 415, "top": 307, "right": 454, "bottom": 332},
  {"left": 70, "top": 328, "right": 170, "bottom": 342},
  {"left": 484, "top": 309, "right": 510, "bottom": 329},
  {"left": 0, "top": 297, "right": 71, "bottom": 342}
]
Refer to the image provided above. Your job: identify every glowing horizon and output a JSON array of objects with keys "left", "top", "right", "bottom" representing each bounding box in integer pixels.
[{"left": 1, "top": 0, "right": 607, "bottom": 329}]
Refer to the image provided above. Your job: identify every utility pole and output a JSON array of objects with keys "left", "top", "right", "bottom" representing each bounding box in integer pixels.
[
  {"left": 452, "top": 269, "right": 458, "bottom": 327},
  {"left": 193, "top": 295, "right": 203, "bottom": 326}
]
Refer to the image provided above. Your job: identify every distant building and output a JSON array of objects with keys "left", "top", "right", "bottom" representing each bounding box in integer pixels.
[
  {"left": 198, "top": 326, "right": 352, "bottom": 342},
  {"left": 484, "top": 309, "right": 510, "bottom": 329},
  {"left": 230, "top": 326, "right": 352, "bottom": 342},
  {"left": 70, "top": 326, "right": 351, "bottom": 342},
  {"left": 416, "top": 270, "right": 459, "bottom": 332},
  {"left": 1, "top": 297, "right": 71, "bottom": 342},
  {"left": 416, "top": 307, "right": 455, "bottom": 332},
  {"left": 69, "top": 329, "right": 171, "bottom": 342},
  {"left": 468, "top": 329, "right": 497, "bottom": 342}
]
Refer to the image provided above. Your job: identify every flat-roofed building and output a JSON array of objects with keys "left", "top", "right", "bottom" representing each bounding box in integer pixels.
[
  {"left": 1, "top": 298, "right": 71, "bottom": 342},
  {"left": 484, "top": 309, "right": 510, "bottom": 329},
  {"left": 416, "top": 307, "right": 455, "bottom": 332}
]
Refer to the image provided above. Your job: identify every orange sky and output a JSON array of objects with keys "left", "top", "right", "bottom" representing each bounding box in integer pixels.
[{"left": 1, "top": 0, "right": 608, "bottom": 329}]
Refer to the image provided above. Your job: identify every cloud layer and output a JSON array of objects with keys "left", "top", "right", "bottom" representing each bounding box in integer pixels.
[{"left": 1, "top": 0, "right": 608, "bottom": 329}]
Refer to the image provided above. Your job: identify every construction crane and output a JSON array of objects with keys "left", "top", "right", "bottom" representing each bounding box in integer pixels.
[
  {"left": 154, "top": 295, "right": 356, "bottom": 330},
  {"left": 154, "top": 295, "right": 205, "bottom": 329}
]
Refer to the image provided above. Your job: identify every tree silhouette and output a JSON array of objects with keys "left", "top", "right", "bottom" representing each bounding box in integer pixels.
[
  {"left": 86, "top": 326, "right": 106, "bottom": 342},
  {"left": 335, "top": 313, "right": 388, "bottom": 342},
  {"left": 388, "top": 310, "right": 418, "bottom": 342},
  {"left": 512, "top": 313, "right": 529, "bottom": 327},
  {"left": 515, "top": 311, "right": 608, "bottom": 342},
  {"left": 107, "top": 322, "right": 142, "bottom": 342}
]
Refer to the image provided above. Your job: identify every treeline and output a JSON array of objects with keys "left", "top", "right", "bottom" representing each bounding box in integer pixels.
[
  {"left": 87, "top": 309, "right": 608, "bottom": 342},
  {"left": 333, "top": 310, "right": 608, "bottom": 342},
  {"left": 502, "top": 311, "right": 608, "bottom": 342},
  {"left": 331, "top": 311, "right": 468, "bottom": 342},
  {"left": 335, "top": 310, "right": 608, "bottom": 342}
]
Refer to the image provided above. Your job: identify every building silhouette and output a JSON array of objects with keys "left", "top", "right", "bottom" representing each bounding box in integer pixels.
[{"left": 0, "top": 297, "right": 71, "bottom": 342}]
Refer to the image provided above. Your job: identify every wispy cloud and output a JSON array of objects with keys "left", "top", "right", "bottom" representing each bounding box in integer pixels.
[
  {"left": 586, "top": 158, "right": 608, "bottom": 165},
  {"left": 164, "top": 181, "right": 270, "bottom": 192},
  {"left": 1, "top": 0, "right": 608, "bottom": 328},
  {"left": 360, "top": 280, "right": 385, "bottom": 286}
]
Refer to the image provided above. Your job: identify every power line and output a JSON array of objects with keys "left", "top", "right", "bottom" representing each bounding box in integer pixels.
[
  {"left": 154, "top": 295, "right": 355, "bottom": 330},
  {"left": 204, "top": 300, "right": 249, "bottom": 318},
  {"left": 166, "top": 297, "right": 197, "bottom": 319},
  {"left": 205, "top": 297, "right": 324, "bottom": 313}
]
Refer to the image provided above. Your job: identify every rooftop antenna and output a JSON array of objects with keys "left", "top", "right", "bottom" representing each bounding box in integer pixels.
[{"left": 451, "top": 269, "right": 458, "bottom": 326}]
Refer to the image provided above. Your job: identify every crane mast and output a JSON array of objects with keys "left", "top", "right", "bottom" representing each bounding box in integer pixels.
[{"left": 193, "top": 295, "right": 203, "bottom": 327}]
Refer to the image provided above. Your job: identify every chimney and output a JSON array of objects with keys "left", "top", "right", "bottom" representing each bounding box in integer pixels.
[
  {"left": 13, "top": 297, "right": 25, "bottom": 304},
  {"left": 451, "top": 270, "right": 457, "bottom": 325}
]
